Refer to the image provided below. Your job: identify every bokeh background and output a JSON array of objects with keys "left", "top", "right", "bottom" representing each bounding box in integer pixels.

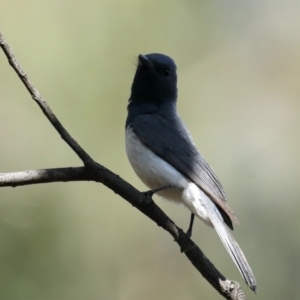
[{"left": 0, "top": 1, "right": 300, "bottom": 299}]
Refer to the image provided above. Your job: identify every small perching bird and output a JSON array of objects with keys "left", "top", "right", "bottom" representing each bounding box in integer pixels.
[{"left": 125, "top": 53, "right": 257, "bottom": 292}]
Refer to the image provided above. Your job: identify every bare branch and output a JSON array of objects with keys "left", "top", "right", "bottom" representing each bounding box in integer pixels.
[
  {"left": 0, "top": 31, "right": 248, "bottom": 300},
  {"left": 0, "top": 167, "right": 86, "bottom": 187},
  {"left": 0, "top": 32, "right": 91, "bottom": 164}
]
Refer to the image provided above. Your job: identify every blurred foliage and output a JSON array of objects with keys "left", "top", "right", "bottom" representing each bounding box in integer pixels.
[{"left": 0, "top": 0, "right": 300, "bottom": 299}]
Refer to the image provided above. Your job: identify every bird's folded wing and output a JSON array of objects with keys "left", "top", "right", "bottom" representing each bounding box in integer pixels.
[{"left": 131, "top": 113, "right": 238, "bottom": 225}]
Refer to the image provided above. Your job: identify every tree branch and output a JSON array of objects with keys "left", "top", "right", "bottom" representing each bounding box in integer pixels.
[
  {"left": 0, "top": 32, "right": 91, "bottom": 164},
  {"left": 0, "top": 167, "right": 86, "bottom": 187},
  {"left": 0, "top": 31, "right": 248, "bottom": 300}
]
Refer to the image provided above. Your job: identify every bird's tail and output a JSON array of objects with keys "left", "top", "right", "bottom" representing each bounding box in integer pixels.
[{"left": 204, "top": 197, "right": 257, "bottom": 292}]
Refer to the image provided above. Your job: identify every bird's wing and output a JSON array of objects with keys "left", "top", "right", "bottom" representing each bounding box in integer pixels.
[{"left": 130, "top": 113, "right": 238, "bottom": 225}]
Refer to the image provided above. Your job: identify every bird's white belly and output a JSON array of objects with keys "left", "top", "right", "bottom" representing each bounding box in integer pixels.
[{"left": 125, "top": 127, "right": 212, "bottom": 226}]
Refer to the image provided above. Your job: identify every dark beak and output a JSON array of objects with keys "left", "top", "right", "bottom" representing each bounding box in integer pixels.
[{"left": 138, "top": 54, "right": 153, "bottom": 67}]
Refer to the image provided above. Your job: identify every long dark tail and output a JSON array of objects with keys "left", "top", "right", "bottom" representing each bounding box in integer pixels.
[{"left": 206, "top": 199, "right": 257, "bottom": 292}]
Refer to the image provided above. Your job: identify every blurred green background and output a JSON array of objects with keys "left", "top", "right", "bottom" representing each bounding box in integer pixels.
[{"left": 1, "top": 1, "right": 300, "bottom": 299}]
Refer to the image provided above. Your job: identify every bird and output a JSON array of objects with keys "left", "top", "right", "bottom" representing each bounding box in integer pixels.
[{"left": 125, "top": 53, "right": 257, "bottom": 292}]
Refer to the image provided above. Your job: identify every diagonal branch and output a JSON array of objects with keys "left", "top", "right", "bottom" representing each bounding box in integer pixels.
[
  {"left": 0, "top": 164, "right": 246, "bottom": 299},
  {"left": 0, "top": 31, "right": 248, "bottom": 300},
  {"left": 0, "top": 32, "right": 91, "bottom": 164}
]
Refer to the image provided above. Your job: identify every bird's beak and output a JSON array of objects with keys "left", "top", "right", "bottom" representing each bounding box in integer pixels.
[{"left": 138, "top": 54, "right": 153, "bottom": 67}]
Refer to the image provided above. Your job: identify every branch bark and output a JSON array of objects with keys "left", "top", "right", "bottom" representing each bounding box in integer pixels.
[
  {"left": 0, "top": 31, "right": 248, "bottom": 300},
  {"left": 0, "top": 167, "right": 86, "bottom": 187}
]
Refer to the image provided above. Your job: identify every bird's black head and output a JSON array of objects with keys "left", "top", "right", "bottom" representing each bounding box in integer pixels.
[{"left": 129, "top": 53, "right": 178, "bottom": 105}]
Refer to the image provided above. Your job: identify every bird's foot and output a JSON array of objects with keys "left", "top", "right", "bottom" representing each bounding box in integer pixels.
[
  {"left": 142, "top": 185, "right": 174, "bottom": 204},
  {"left": 141, "top": 190, "right": 155, "bottom": 204},
  {"left": 185, "top": 213, "right": 195, "bottom": 239},
  {"left": 185, "top": 228, "right": 192, "bottom": 239}
]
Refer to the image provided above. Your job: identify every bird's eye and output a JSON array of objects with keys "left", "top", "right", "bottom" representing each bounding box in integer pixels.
[{"left": 164, "top": 69, "right": 170, "bottom": 77}]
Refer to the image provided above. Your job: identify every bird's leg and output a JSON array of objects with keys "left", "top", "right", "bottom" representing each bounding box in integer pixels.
[
  {"left": 186, "top": 213, "right": 195, "bottom": 238},
  {"left": 142, "top": 184, "right": 174, "bottom": 204}
]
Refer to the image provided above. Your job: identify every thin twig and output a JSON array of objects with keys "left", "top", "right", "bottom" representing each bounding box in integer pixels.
[
  {"left": 0, "top": 167, "right": 86, "bottom": 187},
  {"left": 0, "top": 32, "right": 92, "bottom": 164}
]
